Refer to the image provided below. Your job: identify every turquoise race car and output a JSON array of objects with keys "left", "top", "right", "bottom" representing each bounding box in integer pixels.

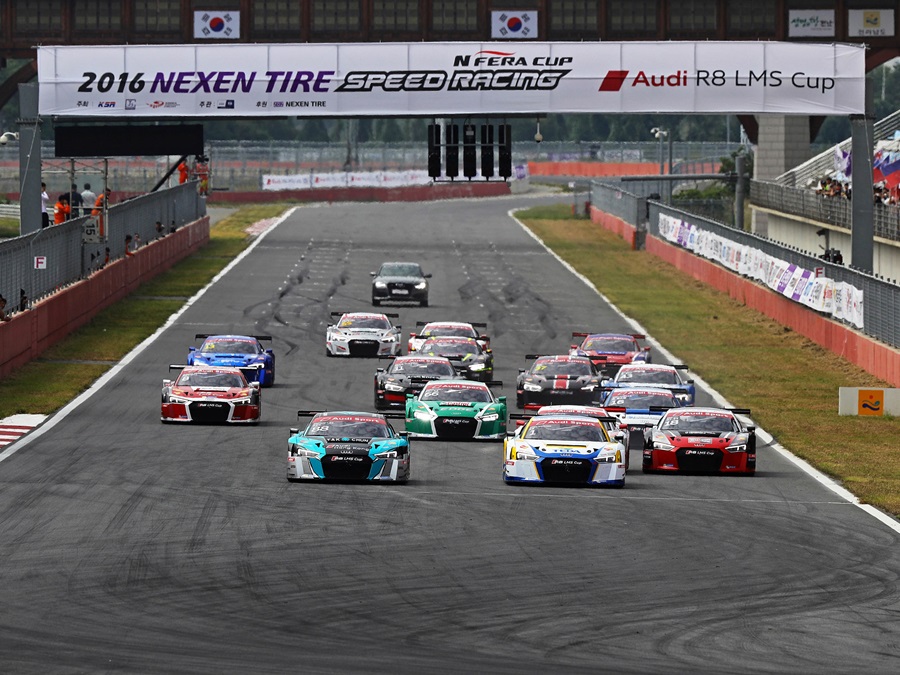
[{"left": 405, "top": 379, "right": 507, "bottom": 440}]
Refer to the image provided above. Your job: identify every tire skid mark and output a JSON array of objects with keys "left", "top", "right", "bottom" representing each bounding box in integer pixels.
[{"left": 103, "top": 476, "right": 156, "bottom": 536}]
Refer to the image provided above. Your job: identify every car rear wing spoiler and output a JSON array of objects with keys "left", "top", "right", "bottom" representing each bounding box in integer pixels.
[
  {"left": 486, "top": 380, "right": 503, "bottom": 387},
  {"left": 330, "top": 312, "right": 400, "bottom": 320},
  {"left": 509, "top": 411, "right": 619, "bottom": 424},
  {"left": 602, "top": 405, "right": 672, "bottom": 413},
  {"left": 193, "top": 334, "right": 272, "bottom": 340},
  {"left": 729, "top": 408, "right": 752, "bottom": 415},
  {"left": 571, "top": 332, "right": 646, "bottom": 339}
]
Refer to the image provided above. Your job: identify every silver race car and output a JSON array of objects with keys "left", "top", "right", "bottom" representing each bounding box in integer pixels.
[{"left": 325, "top": 311, "right": 402, "bottom": 358}]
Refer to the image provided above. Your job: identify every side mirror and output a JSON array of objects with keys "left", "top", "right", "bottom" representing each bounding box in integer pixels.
[
  {"left": 289, "top": 427, "right": 299, "bottom": 435},
  {"left": 163, "top": 379, "right": 172, "bottom": 387},
  {"left": 265, "top": 349, "right": 274, "bottom": 355},
  {"left": 406, "top": 394, "right": 414, "bottom": 400},
  {"left": 376, "top": 367, "right": 385, "bottom": 373},
  {"left": 497, "top": 396, "right": 507, "bottom": 404},
  {"left": 518, "top": 369, "right": 525, "bottom": 374},
  {"left": 643, "top": 346, "right": 651, "bottom": 351},
  {"left": 686, "top": 379, "right": 694, "bottom": 384},
  {"left": 370, "top": 271, "right": 376, "bottom": 276},
  {"left": 614, "top": 431, "right": 626, "bottom": 441},
  {"left": 188, "top": 346, "right": 196, "bottom": 352},
  {"left": 250, "top": 382, "right": 260, "bottom": 390},
  {"left": 399, "top": 431, "right": 409, "bottom": 439},
  {"left": 480, "top": 334, "right": 489, "bottom": 340},
  {"left": 747, "top": 425, "right": 756, "bottom": 432},
  {"left": 424, "top": 273, "right": 433, "bottom": 278}
]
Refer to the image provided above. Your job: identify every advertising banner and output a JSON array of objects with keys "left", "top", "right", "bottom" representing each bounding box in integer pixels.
[
  {"left": 848, "top": 9, "right": 894, "bottom": 37},
  {"left": 37, "top": 41, "right": 866, "bottom": 118},
  {"left": 656, "top": 213, "right": 863, "bottom": 329},
  {"left": 788, "top": 10, "right": 835, "bottom": 37}
]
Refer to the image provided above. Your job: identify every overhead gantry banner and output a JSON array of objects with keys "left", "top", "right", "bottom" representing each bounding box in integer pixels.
[{"left": 37, "top": 42, "right": 865, "bottom": 118}]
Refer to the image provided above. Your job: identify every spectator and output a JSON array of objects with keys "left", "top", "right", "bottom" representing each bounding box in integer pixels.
[
  {"left": 19, "top": 289, "right": 27, "bottom": 312},
  {"left": 41, "top": 182, "right": 49, "bottom": 228},
  {"left": 133, "top": 232, "right": 142, "bottom": 251},
  {"left": 125, "top": 234, "right": 134, "bottom": 256},
  {"left": 0, "top": 293, "right": 9, "bottom": 321},
  {"left": 155, "top": 220, "right": 164, "bottom": 238},
  {"left": 81, "top": 182, "right": 97, "bottom": 209},
  {"left": 53, "top": 194, "right": 71, "bottom": 225},
  {"left": 92, "top": 187, "right": 112, "bottom": 235},
  {"left": 69, "top": 183, "right": 85, "bottom": 217},
  {"left": 194, "top": 155, "right": 210, "bottom": 195},
  {"left": 178, "top": 160, "right": 189, "bottom": 184}
]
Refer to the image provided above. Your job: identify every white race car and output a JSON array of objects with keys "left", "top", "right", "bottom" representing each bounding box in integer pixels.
[
  {"left": 407, "top": 321, "right": 489, "bottom": 353},
  {"left": 326, "top": 311, "right": 402, "bottom": 358},
  {"left": 504, "top": 413, "right": 626, "bottom": 487}
]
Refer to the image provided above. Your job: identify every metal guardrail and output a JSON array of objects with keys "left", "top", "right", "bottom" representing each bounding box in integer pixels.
[
  {"left": 0, "top": 204, "right": 19, "bottom": 218},
  {"left": 0, "top": 183, "right": 203, "bottom": 317},
  {"left": 591, "top": 181, "right": 900, "bottom": 350},
  {"left": 750, "top": 180, "right": 900, "bottom": 243}
]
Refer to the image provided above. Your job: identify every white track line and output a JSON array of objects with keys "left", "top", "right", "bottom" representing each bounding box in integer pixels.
[
  {"left": 0, "top": 208, "right": 297, "bottom": 464},
  {"left": 510, "top": 208, "right": 900, "bottom": 534}
]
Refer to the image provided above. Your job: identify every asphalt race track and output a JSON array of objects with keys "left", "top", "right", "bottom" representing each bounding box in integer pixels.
[{"left": 1, "top": 194, "right": 899, "bottom": 674}]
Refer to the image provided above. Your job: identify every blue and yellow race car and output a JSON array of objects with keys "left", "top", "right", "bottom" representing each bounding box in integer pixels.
[{"left": 187, "top": 334, "right": 275, "bottom": 387}]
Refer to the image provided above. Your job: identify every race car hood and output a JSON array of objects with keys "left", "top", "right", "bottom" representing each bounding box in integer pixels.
[
  {"left": 661, "top": 432, "right": 736, "bottom": 449},
  {"left": 522, "top": 440, "right": 616, "bottom": 457},
  {"left": 194, "top": 353, "right": 263, "bottom": 366},
  {"left": 335, "top": 327, "right": 393, "bottom": 338},
  {"left": 171, "top": 386, "right": 248, "bottom": 399},
  {"left": 526, "top": 374, "right": 594, "bottom": 389}
]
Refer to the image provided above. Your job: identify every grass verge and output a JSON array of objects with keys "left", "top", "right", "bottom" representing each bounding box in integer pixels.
[
  {"left": 0, "top": 217, "right": 19, "bottom": 239},
  {"left": 519, "top": 204, "right": 900, "bottom": 516},
  {"left": 0, "top": 204, "right": 287, "bottom": 417}
]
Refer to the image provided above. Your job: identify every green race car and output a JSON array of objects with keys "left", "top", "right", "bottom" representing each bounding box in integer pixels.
[{"left": 405, "top": 379, "right": 507, "bottom": 440}]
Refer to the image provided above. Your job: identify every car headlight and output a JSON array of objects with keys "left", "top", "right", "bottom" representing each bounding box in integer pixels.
[
  {"left": 384, "top": 381, "right": 405, "bottom": 392},
  {"left": 676, "top": 393, "right": 691, "bottom": 402},
  {"left": 479, "top": 412, "right": 499, "bottom": 422},
  {"left": 291, "top": 445, "right": 321, "bottom": 458},
  {"left": 468, "top": 362, "right": 486, "bottom": 371},
  {"left": 512, "top": 444, "right": 539, "bottom": 461},
  {"left": 414, "top": 409, "right": 435, "bottom": 421},
  {"left": 374, "top": 281, "right": 387, "bottom": 289},
  {"left": 375, "top": 448, "right": 401, "bottom": 458},
  {"left": 414, "top": 281, "right": 427, "bottom": 290},
  {"left": 582, "top": 384, "right": 596, "bottom": 391},
  {"left": 727, "top": 434, "right": 749, "bottom": 452},
  {"left": 383, "top": 333, "right": 398, "bottom": 342},
  {"left": 524, "top": 382, "right": 542, "bottom": 391},
  {"left": 651, "top": 430, "right": 674, "bottom": 451},
  {"left": 597, "top": 449, "right": 622, "bottom": 464}
]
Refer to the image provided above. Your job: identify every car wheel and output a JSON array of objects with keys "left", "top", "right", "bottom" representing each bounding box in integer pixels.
[
  {"left": 372, "top": 297, "right": 381, "bottom": 306},
  {"left": 420, "top": 297, "right": 428, "bottom": 307},
  {"left": 326, "top": 347, "right": 333, "bottom": 357}
]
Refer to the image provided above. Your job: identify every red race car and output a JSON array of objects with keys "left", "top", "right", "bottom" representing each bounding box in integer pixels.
[
  {"left": 569, "top": 332, "right": 651, "bottom": 375},
  {"left": 161, "top": 365, "right": 261, "bottom": 424},
  {"left": 643, "top": 407, "right": 755, "bottom": 475}
]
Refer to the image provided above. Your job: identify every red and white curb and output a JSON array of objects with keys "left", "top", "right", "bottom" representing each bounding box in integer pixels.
[{"left": 0, "top": 414, "right": 48, "bottom": 450}]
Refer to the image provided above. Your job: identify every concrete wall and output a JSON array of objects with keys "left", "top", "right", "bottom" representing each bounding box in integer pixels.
[
  {"left": 0, "top": 216, "right": 210, "bottom": 379},
  {"left": 759, "top": 208, "right": 900, "bottom": 282},
  {"left": 589, "top": 205, "right": 900, "bottom": 387},
  {"left": 207, "top": 181, "right": 510, "bottom": 204},
  {"left": 752, "top": 115, "right": 813, "bottom": 237}
]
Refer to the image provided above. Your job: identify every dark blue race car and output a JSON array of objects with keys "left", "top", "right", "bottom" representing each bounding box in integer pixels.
[{"left": 187, "top": 334, "right": 275, "bottom": 387}]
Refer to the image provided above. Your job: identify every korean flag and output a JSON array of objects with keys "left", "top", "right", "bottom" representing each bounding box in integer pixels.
[
  {"left": 193, "top": 11, "right": 240, "bottom": 39},
  {"left": 491, "top": 11, "right": 537, "bottom": 39}
]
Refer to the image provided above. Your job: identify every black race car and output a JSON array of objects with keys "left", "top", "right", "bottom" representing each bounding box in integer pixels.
[
  {"left": 371, "top": 261, "right": 431, "bottom": 307},
  {"left": 415, "top": 336, "right": 494, "bottom": 382},
  {"left": 374, "top": 354, "right": 458, "bottom": 409},
  {"left": 516, "top": 354, "right": 604, "bottom": 408}
]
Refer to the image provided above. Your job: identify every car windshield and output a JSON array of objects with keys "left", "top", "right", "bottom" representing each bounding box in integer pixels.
[
  {"left": 341, "top": 316, "right": 391, "bottom": 329},
  {"left": 524, "top": 422, "right": 606, "bottom": 442},
  {"left": 534, "top": 360, "right": 591, "bottom": 376},
  {"left": 422, "top": 324, "right": 476, "bottom": 338},
  {"left": 421, "top": 386, "right": 491, "bottom": 402},
  {"left": 583, "top": 337, "right": 636, "bottom": 352},
  {"left": 618, "top": 369, "right": 677, "bottom": 384},
  {"left": 662, "top": 414, "right": 735, "bottom": 433},
  {"left": 308, "top": 419, "right": 390, "bottom": 438},
  {"left": 606, "top": 392, "right": 675, "bottom": 407},
  {"left": 424, "top": 341, "right": 479, "bottom": 357},
  {"left": 178, "top": 372, "right": 244, "bottom": 388},
  {"left": 392, "top": 360, "right": 455, "bottom": 376},
  {"left": 379, "top": 263, "right": 422, "bottom": 277},
  {"left": 201, "top": 339, "right": 257, "bottom": 354}
]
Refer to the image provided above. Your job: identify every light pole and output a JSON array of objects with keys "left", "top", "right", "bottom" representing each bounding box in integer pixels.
[{"left": 651, "top": 127, "right": 668, "bottom": 201}]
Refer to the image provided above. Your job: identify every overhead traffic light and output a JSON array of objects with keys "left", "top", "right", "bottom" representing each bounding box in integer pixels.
[
  {"left": 427, "top": 124, "right": 441, "bottom": 179},
  {"left": 480, "top": 124, "right": 494, "bottom": 179},
  {"left": 463, "top": 123, "right": 477, "bottom": 179},
  {"left": 498, "top": 124, "right": 512, "bottom": 179}
]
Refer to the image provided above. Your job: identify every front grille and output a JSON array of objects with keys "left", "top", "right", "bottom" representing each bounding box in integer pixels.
[
  {"left": 524, "top": 389, "right": 594, "bottom": 406},
  {"left": 388, "top": 282, "right": 414, "bottom": 294},
  {"left": 676, "top": 448, "right": 723, "bottom": 472},
  {"left": 435, "top": 417, "right": 477, "bottom": 439},
  {"left": 540, "top": 458, "right": 592, "bottom": 483},
  {"left": 321, "top": 455, "right": 373, "bottom": 480},
  {"left": 188, "top": 401, "right": 230, "bottom": 422},
  {"left": 349, "top": 339, "right": 380, "bottom": 357}
]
